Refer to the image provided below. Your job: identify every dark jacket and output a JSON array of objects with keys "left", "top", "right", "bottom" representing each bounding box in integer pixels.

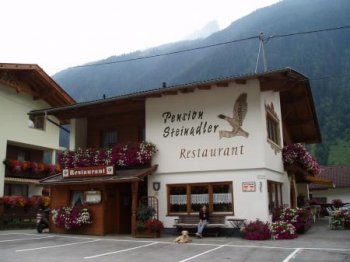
[{"left": 199, "top": 210, "right": 209, "bottom": 221}]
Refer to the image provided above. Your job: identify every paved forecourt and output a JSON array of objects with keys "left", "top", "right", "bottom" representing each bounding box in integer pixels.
[{"left": 0, "top": 220, "right": 349, "bottom": 262}]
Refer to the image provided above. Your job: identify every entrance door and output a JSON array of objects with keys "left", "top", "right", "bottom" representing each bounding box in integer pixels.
[
  {"left": 105, "top": 187, "right": 118, "bottom": 234},
  {"left": 119, "top": 183, "right": 131, "bottom": 233}
]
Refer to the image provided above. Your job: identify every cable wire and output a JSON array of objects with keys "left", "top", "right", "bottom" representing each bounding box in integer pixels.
[
  {"left": 68, "top": 25, "right": 350, "bottom": 70},
  {"left": 71, "top": 35, "right": 259, "bottom": 69}
]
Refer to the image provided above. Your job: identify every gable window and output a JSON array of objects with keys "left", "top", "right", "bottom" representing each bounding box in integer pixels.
[
  {"left": 167, "top": 182, "right": 233, "bottom": 214},
  {"left": 101, "top": 131, "right": 117, "bottom": 148},
  {"left": 28, "top": 116, "right": 45, "bottom": 130},
  {"left": 265, "top": 103, "right": 281, "bottom": 153}
]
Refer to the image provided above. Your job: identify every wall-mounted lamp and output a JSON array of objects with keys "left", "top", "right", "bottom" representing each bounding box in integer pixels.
[{"left": 153, "top": 182, "right": 161, "bottom": 191}]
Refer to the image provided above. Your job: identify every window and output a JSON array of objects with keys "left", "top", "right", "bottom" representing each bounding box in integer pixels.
[
  {"left": 71, "top": 191, "right": 85, "bottom": 206},
  {"left": 4, "top": 184, "right": 28, "bottom": 196},
  {"left": 265, "top": 103, "right": 281, "bottom": 153},
  {"left": 101, "top": 131, "right": 117, "bottom": 148},
  {"left": 28, "top": 116, "right": 45, "bottom": 130},
  {"left": 268, "top": 181, "right": 283, "bottom": 213},
  {"left": 212, "top": 184, "right": 233, "bottom": 212},
  {"left": 267, "top": 115, "right": 280, "bottom": 144},
  {"left": 167, "top": 182, "right": 233, "bottom": 214},
  {"left": 17, "top": 151, "right": 29, "bottom": 162}
]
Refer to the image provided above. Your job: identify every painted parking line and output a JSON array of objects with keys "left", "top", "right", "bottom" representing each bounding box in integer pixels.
[
  {"left": 178, "top": 245, "right": 225, "bottom": 262},
  {"left": 0, "top": 236, "right": 54, "bottom": 243},
  {"left": 282, "top": 248, "right": 302, "bottom": 262},
  {"left": 16, "top": 239, "right": 102, "bottom": 252},
  {"left": 84, "top": 241, "right": 159, "bottom": 259}
]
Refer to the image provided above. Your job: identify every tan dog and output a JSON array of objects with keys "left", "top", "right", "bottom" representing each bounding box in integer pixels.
[{"left": 175, "top": 230, "right": 191, "bottom": 243}]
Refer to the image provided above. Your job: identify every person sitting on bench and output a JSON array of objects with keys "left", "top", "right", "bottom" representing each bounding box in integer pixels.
[{"left": 195, "top": 205, "right": 209, "bottom": 238}]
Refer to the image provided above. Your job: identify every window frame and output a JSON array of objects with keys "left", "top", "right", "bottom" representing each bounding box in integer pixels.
[
  {"left": 101, "top": 130, "right": 118, "bottom": 148},
  {"left": 167, "top": 182, "right": 234, "bottom": 216},
  {"left": 268, "top": 180, "right": 283, "bottom": 213},
  {"left": 265, "top": 103, "right": 281, "bottom": 153}
]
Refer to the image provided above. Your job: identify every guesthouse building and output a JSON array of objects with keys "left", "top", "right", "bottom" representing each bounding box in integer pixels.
[
  {"left": 31, "top": 68, "right": 322, "bottom": 235},
  {"left": 0, "top": 63, "right": 75, "bottom": 198}
]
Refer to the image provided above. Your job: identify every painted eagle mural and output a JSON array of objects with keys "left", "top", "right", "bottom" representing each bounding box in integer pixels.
[{"left": 217, "top": 93, "right": 249, "bottom": 139}]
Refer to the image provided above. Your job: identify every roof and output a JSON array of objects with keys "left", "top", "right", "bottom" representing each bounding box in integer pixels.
[
  {"left": 0, "top": 63, "right": 75, "bottom": 107},
  {"left": 29, "top": 67, "right": 321, "bottom": 144},
  {"left": 39, "top": 165, "right": 157, "bottom": 186},
  {"left": 310, "top": 166, "right": 350, "bottom": 190}
]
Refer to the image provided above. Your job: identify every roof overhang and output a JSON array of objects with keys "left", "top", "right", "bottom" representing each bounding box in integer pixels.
[
  {"left": 0, "top": 63, "right": 75, "bottom": 113},
  {"left": 39, "top": 165, "right": 157, "bottom": 186},
  {"left": 304, "top": 175, "right": 334, "bottom": 188},
  {"left": 29, "top": 67, "right": 321, "bottom": 144}
]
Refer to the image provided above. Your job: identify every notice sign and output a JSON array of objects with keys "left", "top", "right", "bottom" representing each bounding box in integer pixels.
[
  {"left": 63, "top": 166, "right": 114, "bottom": 178},
  {"left": 84, "top": 191, "right": 102, "bottom": 204},
  {"left": 242, "top": 181, "right": 256, "bottom": 192}
]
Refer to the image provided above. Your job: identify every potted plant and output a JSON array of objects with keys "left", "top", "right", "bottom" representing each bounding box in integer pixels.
[
  {"left": 135, "top": 205, "right": 163, "bottom": 238},
  {"left": 145, "top": 219, "right": 164, "bottom": 237}
]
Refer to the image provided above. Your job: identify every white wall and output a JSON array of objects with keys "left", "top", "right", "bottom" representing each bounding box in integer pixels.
[
  {"left": 146, "top": 80, "right": 268, "bottom": 173},
  {"left": 0, "top": 84, "right": 61, "bottom": 196},
  {"left": 145, "top": 80, "right": 289, "bottom": 227},
  {"left": 148, "top": 168, "right": 290, "bottom": 228},
  {"left": 29, "top": 184, "right": 42, "bottom": 196},
  {"left": 311, "top": 188, "right": 350, "bottom": 203}
]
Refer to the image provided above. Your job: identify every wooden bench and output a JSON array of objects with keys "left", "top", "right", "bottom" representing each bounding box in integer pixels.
[{"left": 174, "top": 215, "right": 226, "bottom": 237}]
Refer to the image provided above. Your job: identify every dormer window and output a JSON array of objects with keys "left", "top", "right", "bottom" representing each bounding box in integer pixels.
[{"left": 265, "top": 102, "right": 281, "bottom": 153}]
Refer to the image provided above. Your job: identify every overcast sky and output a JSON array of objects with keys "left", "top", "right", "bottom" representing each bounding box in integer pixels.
[{"left": 1, "top": 0, "right": 280, "bottom": 75}]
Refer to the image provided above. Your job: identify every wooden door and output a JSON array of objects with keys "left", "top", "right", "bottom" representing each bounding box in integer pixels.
[{"left": 119, "top": 183, "right": 131, "bottom": 234}]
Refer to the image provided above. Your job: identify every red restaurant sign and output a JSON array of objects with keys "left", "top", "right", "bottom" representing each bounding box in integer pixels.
[{"left": 62, "top": 166, "right": 114, "bottom": 178}]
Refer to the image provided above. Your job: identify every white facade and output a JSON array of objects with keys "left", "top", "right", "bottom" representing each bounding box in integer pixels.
[
  {"left": 146, "top": 80, "right": 290, "bottom": 227},
  {"left": 0, "top": 83, "right": 61, "bottom": 196}
]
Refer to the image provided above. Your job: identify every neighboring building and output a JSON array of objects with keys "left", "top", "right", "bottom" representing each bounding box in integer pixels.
[
  {"left": 310, "top": 166, "right": 350, "bottom": 204},
  {"left": 0, "top": 63, "right": 75, "bottom": 197},
  {"left": 32, "top": 68, "right": 321, "bottom": 235}
]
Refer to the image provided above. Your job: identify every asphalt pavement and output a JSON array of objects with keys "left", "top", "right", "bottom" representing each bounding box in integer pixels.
[{"left": 0, "top": 217, "right": 349, "bottom": 262}]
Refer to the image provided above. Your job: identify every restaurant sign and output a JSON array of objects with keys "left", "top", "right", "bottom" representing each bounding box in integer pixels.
[{"left": 62, "top": 166, "right": 114, "bottom": 178}]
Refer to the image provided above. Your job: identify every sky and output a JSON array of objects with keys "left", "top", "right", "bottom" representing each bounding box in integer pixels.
[{"left": 1, "top": 0, "right": 280, "bottom": 75}]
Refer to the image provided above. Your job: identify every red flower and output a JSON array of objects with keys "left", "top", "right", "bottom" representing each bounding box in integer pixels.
[{"left": 145, "top": 219, "right": 164, "bottom": 232}]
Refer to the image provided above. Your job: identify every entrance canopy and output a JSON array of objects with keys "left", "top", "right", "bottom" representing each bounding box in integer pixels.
[
  {"left": 39, "top": 165, "right": 157, "bottom": 186},
  {"left": 304, "top": 175, "right": 334, "bottom": 188}
]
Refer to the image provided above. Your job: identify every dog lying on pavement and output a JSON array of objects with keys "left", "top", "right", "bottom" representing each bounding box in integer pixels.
[{"left": 175, "top": 230, "right": 191, "bottom": 243}]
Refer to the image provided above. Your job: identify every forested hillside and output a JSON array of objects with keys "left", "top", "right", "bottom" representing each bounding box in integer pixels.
[{"left": 54, "top": 0, "right": 350, "bottom": 165}]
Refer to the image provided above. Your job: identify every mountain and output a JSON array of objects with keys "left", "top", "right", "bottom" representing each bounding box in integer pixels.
[
  {"left": 53, "top": 0, "right": 350, "bottom": 166},
  {"left": 184, "top": 20, "right": 220, "bottom": 40}
]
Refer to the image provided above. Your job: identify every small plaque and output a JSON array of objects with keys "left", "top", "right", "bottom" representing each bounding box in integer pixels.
[{"left": 242, "top": 181, "right": 256, "bottom": 192}]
